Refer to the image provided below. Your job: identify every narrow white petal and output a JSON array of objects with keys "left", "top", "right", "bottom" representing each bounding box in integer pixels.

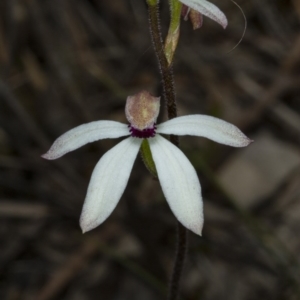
[
  {"left": 42, "top": 121, "right": 129, "bottom": 160},
  {"left": 179, "top": 0, "right": 228, "bottom": 28},
  {"left": 157, "top": 115, "right": 251, "bottom": 147},
  {"left": 149, "top": 135, "right": 203, "bottom": 235},
  {"left": 80, "top": 137, "right": 142, "bottom": 233}
]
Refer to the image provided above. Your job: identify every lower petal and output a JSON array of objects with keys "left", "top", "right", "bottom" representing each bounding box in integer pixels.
[
  {"left": 149, "top": 135, "right": 203, "bottom": 235},
  {"left": 80, "top": 137, "right": 142, "bottom": 233}
]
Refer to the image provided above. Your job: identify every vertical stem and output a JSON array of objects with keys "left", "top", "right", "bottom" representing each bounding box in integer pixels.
[
  {"left": 146, "top": 1, "right": 187, "bottom": 300},
  {"left": 168, "top": 222, "right": 187, "bottom": 300},
  {"left": 147, "top": 0, "right": 177, "bottom": 121}
]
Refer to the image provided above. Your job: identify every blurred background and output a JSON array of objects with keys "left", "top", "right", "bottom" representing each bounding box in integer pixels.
[{"left": 1, "top": 0, "right": 300, "bottom": 299}]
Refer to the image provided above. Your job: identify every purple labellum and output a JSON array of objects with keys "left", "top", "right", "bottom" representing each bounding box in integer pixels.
[{"left": 129, "top": 124, "right": 156, "bottom": 138}]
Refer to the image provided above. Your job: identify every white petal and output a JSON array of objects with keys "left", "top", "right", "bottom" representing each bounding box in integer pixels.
[
  {"left": 157, "top": 115, "right": 251, "bottom": 147},
  {"left": 149, "top": 135, "right": 203, "bottom": 235},
  {"left": 179, "top": 0, "right": 228, "bottom": 28},
  {"left": 42, "top": 121, "right": 129, "bottom": 160},
  {"left": 80, "top": 137, "right": 142, "bottom": 233}
]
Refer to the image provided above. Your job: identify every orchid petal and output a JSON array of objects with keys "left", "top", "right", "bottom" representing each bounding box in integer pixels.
[
  {"left": 149, "top": 134, "right": 203, "bottom": 235},
  {"left": 80, "top": 137, "right": 142, "bottom": 233},
  {"left": 179, "top": 0, "right": 228, "bottom": 28},
  {"left": 42, "top": 121, "right": 129, "bottom": 160},
  {"left": 157, "top": 115, "right": 251, "bottom": 147}
]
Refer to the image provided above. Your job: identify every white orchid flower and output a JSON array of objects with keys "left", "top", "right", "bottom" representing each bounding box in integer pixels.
[
  {"left": 180, "top": 0, "right": 228, "bottom": 29},
  {"left": 42, "top": 91, "right": 251, "bottom": 235}
]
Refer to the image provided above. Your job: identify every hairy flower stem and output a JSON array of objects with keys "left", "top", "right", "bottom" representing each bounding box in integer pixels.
[
  {"left": 147, "top": 1, "right": 187, "bottom": 299},
  {"left": 168, "top": 221, "right": 188, "bottom": 300},
  {"left": 147, "top": 1, "right": 177, "bottom": 122}
]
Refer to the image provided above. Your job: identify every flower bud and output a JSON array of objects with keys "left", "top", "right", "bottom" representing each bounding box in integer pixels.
[
  {"left": 125, "top": 91, "right": 160, "bottom": 130},
  {"left": 190, "top": 9, "right": 203, "bottom": 30},
  {"left": 182, "top": 5, "right": 203, "bottom": 30}
]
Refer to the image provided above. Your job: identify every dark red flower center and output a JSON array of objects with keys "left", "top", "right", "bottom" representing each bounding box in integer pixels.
[{"left": 129, "top": 124, "right": 156, "bottom": 138}]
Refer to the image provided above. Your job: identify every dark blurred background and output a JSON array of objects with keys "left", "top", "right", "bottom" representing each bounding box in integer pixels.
[{"left": 1, "top": 0, "right": 300, "bottom": 299}]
